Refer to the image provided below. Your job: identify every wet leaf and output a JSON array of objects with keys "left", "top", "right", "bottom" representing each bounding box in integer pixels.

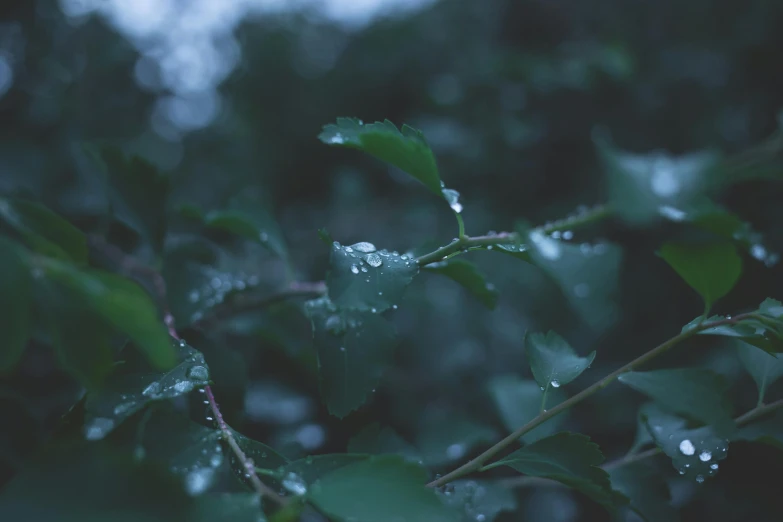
[
  {"left": 327, "top": 241, "right": 418, "bottom": 313},
  {"left": 229, "top": 431, "right": 289, "bottom": 489},
  {"left": 348, "top": 424, "right": 419, "bottom": 459},
  {"left": 527, "top": 231, "right": 622, "bottom": 332},
  {"left": 0, "top": 238, "right": 33, "bottom": 372},
  {"left": 319, "top": 118, "right": 443, "bottom": 197},
  {"left": 629, "top": 403, "right": 687, "bottom": 454},
  {"left": 525, "top": 331, "right": 596, "bottom": 390},
  {"left": 305, "top": 297, "right": 397, "bottom": 417},
  {"left": 737, "top": 342, "right": 783, "bottom": 402},
  {"left": 425, "top": 259, "right": 498, "bottom": 309},
  {"left": 658, "top": 241, "right": 742, "bottom": 312},
  {"left": 0, "top": 197, "right": 87, "bottom": 263},
  {"left": 732, "top": 411, "right": 783, "bottom": 451},
  {"left": 684, "top": 312, "right": 783, "bottom": 354},
  {"left": 642, "top": 409, "right": 729, "bottom": 482},
  {"left": 488, "top": 376, "right": 567, "bottom": 443},
  {"left": 82, "top": 339, "right": 210, "bottom": 441},
  {"left": 308, "top": 455, "right": 459, "bottom": 522},
  {"left": 437, "top": 479, "right": 517, "bottom": 522},
  {"left": 486, "top": 432, "right": 625, "bottom": 510},
  {"left": 41, "top": 258, "right": 176, "bottom": 369},
  {"left": 618, "top": 369, "right": 735, "bottom": 435},
  {"left": 609, "top": 462, "right": 679, "bottom": 522},
  {"left": 280, "top": 454, "right": 370, "bottom": 493}
]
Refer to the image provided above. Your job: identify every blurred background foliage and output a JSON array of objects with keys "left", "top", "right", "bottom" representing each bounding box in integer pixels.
[{"left": 1, "top": 0, "right": 783, "bottom": 520}]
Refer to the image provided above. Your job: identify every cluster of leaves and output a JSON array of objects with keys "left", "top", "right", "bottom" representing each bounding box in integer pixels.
[{"left": 1, "top": 118, "right": 782, "bottom": 522}]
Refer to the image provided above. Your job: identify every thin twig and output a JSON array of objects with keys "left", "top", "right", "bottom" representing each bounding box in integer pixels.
[
  {"left": 498, "top": 398, "right": 783, "bottom": 490},
  {"left": 427, "top": 313, "right": 756, "bottom": 488}
]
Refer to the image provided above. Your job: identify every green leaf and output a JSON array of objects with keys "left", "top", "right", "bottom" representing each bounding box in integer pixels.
[
  {"left": 98, "top": 147, "right": 170, "bottom": 253},
  {"left": 0, "top": 238, "right": 33, "bottom": 372},
  {"left": 525, "top": 331, "right": 596, "bottom": 390},
  {"left": 348, "top": 424, "right": 419, "bottom": 459},
  {"left": 305, "top": 297, "right": 397, "bottom": 417},
  {"left": 596, "top": 135, "right": 721, "bottom": 225},
  {"left": 488, "top": 376, "right": 567, "bottom": 443},
  {"left": 319, "top": 118, "right": 443, "bottom": 198},
  {"left": 629, "top": 403, "right": 687, "bottom": 454},
  {"left": 437, "top": 479, "right": 517, "bottom": 522},
  {"left": 658, "top": 198, "right": 779, "bottom": 267},
  {"left": 732, "top": 411, "right": 783, "bottom": 451},
  {"left": 759, "top": 298, "right": 783, "bottom": 318},
  {"left": 737, "top": 342, "right": 783, "bottom": 403},
  {"left": 131, "top": 409, "right": 224, "bottom": 496},
  {"left": 486, "top": 432, "right": 625, "bottom": 509},
  {"left": 82, "top": 338, "right": 210, "bottom": 440},
  {"left": 415, "top": 412, "right": 497, "bottom": 467},
  {"left": 658, "top": 241, "right": 742, "bottom": 312},
  {"left": 493, "top": 242, "right": 532, "bottom": 263},
  {"left": 189, "top": 494, "right": 264, "bottom": 522},
  {"left": 0, "top": 197, "right": 87, "bottom": 263},
  {"left": 618, "top": 369, "right": 735, "bottom": 434},
  {"left": 327, "top": 241, "right": 418, "bottom": 313},
  {"left": 425, "top": 259, "right": 498, "bottom": 309},
  {"left": 0, "top": 440, "right": 193, "bottom": 522},
  {"left": 43, "top": 284, "right": 114, "bottom": 391},
  {"left": 527, "top": 231, "right": 622, "bottom": 331},
  {"left": 684, "top": 312, "right": 783, "bottom": 354},
  {"left": 280, "top": 454, "right": 370, "bottom": 495},
  {"left": 641, "top": 408, "right": 729, "bottom": 481},
  {"left": 41, "top": 258, "right": 176, "bottom": 369},
  {"left": 609, "top": 463, "right": 679, "bottom": 522},
  {"left": 308, "top": 455, "right": 459, "bottom": 522}
]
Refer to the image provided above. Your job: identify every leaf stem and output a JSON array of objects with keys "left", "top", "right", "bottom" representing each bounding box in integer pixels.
[
  {"left": 415, "top": 204, "right": 611, "bottom": 267},
  {"left": 426, "top": 313, "right": 754, "bottom": 488}
]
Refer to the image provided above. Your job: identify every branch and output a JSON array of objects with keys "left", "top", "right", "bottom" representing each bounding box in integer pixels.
[
  {"left": 427, "top": 313, "right": 755, "bottom": 488},
  {"left": 87, "top": 235, "right": 287, "bottom": 506},
  {"left": 498, "top": 397, "right": 783, "bottom": 490},
  {"left": 415, "top": 204, "right": 611, "bottom": 267}
]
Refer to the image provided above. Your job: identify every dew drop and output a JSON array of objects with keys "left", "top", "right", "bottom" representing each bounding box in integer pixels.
[
  {"left": 187, "top": 365, "right": 209, "bottom": 381},
  {"left": 550, "top": 380, "right": 561, "bottom": 388},
  {"left": 344, "top": 246, "right": 354, "bottom": 253},
  {"left": 695, "top": 474, "right": 705, "bottom": 484},
  {"left": 282, "top": 472, "right": 308, "bottom": 496},
  {"left": 679, "top": 439, "right": 695, "bottom": 456},
  {"left": 350, "top": 264, "right": 359, "bottom": 274},
  {"left": 185, "top": 468, "right": 215, "bottom": 496},
  {"left": 710, "top": 463, "right": 719, "bottom": 470},
  {"left": 562, "top": 230, "right": 573, "bottom": 240},
  {"left": 698, "top": 450, "right": 712, "bottom": 462},
  {"left": 113, "top": 402, "right": 136, "bottom": 416},
  {"left": 84, "top": 417, "right": 115, "bottom": 441},
  {"left": 365, "top": 253, "right": 383, "bottom": 267},
  {"left": 352, "top": 242, "right": 376, "bottom": 253},
  {"left": 142, "top": 381, "right": 162, "bottom": 397},
  {"left": 174, "top": 381, "right": 195, "bottom": 394},
  {"left": 329, "top": 133, "right": 344, "bottom": 144}
]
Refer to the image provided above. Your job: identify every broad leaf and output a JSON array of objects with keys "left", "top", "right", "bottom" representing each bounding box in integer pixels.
[
  {"left": 493, "top": 242, "right": 532, "bottom": 262},
  {"left": 348, "top": 424, "right": 420, "bottom": 460},
  {"left": 42, "top": 258, "right": 176, "bottom": 368},
  {"left": 43, "top": 285, "right": 114, "bottom": 391},
  {"left": 82, "top": 339, "right": 210, "bottom": 440},
  {"left": 642, "top": 409, "right": 729, "bottom": 482},
  {"left": 737, "top": 341, "right": 783, "bottom": 402},
  {"left": 0, "top": 238, "right": 33, "bottom": 372},
  {"left": 230, "top": 431, "right": 289, "bottom": 486},
  {"left": 327, "top": 241, "right": 418, "bottom": 313},
  {"left": 618, "top": 369, "right": 735, "bottom": 434},
  {"left": 190, "top": 494, "right": 264, "bottom": 522},
  {"left": 658, "top": 198, "right": 779, "bottom": 267},
  {"left": 308, "top": 455, "right": 459, "bottom": 522},
  {"left": 319, "top": 118, "right": 443, "bottom": 197},
  {"left": 306, "top": 297, "right": 397, "bottom": 417},
  {"left": 0, "top": 441, "right": 192, "bottom": 522},
  {"left": 415, "top": 412, "right": 497, "bottom": 466},
  {"left": 131, "top": 410, "right": 224, "bottom": 497},
  {"left": 609, "top": 463, "right": 679, "bottom": 522},
  {"left": 485, "top": 432, "right": 625, "bottom": 509},
  {"left": 425, "top": 259, "right": 499, "bottom": 309},
  {"left": 658, "top": 241, "right": 742, "bottom": 312},
  {"left": 0, "top": 197, "right": 87, "bottom": 263},
  {"left": 629, "top": 403, "right": 686, "bottom": 454},
  {"left": 596, "top": 136, "right": 720, "bottom": 224},
  {"left": 527, "top": 231, "right": 622, "bottom": 331},
  {"left": 684, "top": 312, "right": 783, "bottom": 354},
  {"left": 279, "top": 454, "right": 370, "bottom": 495},
  {"left": 525, "top": 331, "right": 595, "bottom": 390},
  {"left": 759, "top": 298, "right": 783, "bottom": 318},
  {"left": 97, "top": 147, "right": 170, "bottom": 253},
  {"left": 437, "top": 479, "right": 517, "bottom": 522},
  {"left": 488, "top": 376, "right": 567, "bottom": 443}
]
